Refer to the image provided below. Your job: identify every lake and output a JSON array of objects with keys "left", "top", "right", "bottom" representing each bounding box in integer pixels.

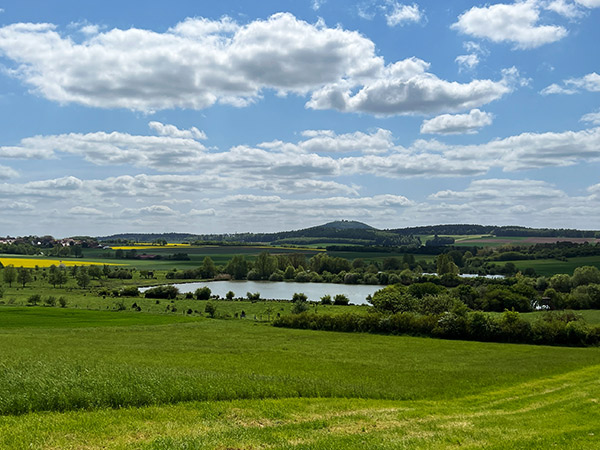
[{"left": 142, "top": 280, "right": 384, "bottom": 305}]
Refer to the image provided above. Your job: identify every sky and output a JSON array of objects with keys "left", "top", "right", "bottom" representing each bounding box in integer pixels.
[{"left": 0, "top": 0, "right": 599, "bottom": 237}]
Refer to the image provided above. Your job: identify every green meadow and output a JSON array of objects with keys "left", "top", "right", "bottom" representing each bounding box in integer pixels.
[{"left": 0, "top": 306, "right": 599, "bottom": 448}]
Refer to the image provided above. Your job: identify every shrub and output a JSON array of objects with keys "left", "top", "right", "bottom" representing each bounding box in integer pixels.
[
  {"left": 320, "top": 294, "right": 332, "bottom": 305},
  {"left": 292, "top": 292, "right": 307, "bottom": 302},
  {"left": 333, "top": 294, "right": 350, "bottom": 305},
  {"left": 144, "top": 285, "right": 179, "bottom": 299},
  {"left": 205, "top": 302, "right": 217, "bottom": 318},
  {"left": 44, "top": 296, "right": 56, "bottom": 307},
  {"left": 226, "top": 290, "right": 235, "bottom": 301},
  {"left": 120, "top": 286, "right": 140, "bottom": 297},
  {"left": 195, "top": 287, "right": 211, "bottom": 300},
  {"left": 58, "top": 297, "right": 67, "bottom": 308},
  {"left": 27, "top": 294, "right": 41, "bottom": 306}
]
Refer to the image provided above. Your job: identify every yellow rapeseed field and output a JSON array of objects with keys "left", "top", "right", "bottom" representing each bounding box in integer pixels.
[{"left": 0, "top": 258, "right": 119, "bottom": 268}]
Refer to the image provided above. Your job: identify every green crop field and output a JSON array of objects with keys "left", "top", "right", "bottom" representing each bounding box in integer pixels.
[
  {"left": 0, "top": 305, "right": 599, "bottom": 448},
  {"left": 492, "top": 255, "right": 600, "bottom": 276}
]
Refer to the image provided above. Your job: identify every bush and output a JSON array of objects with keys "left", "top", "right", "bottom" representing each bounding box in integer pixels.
[
  {"left": 120, "top": 286, "right": 140, "bottom": 297},
  {"left": 205, "top": 302, "right": 217, "bottom": 318},
  {"left": 58, "top": 297, "right": 67, "bottom": 308},
  {"left": 333, "top": 294, "right": 350, "bottom": 305},
  {"left": 44, "top": 296, "right": 56, "bottom": 307},
  {"left": 195, "top": 287, "right": 211, "bottom": 300},
  {"left": 292, "top": 292, "right": 308, "bottom": 302},
  {"left": 27, "top": 294, "right": 41, "bottom": 306},
  {"left": 320, "top": 294, "right": 332, "bottom": 305},
  {"left": 144, "top": 285, "right": 179, "bottom": 299}
]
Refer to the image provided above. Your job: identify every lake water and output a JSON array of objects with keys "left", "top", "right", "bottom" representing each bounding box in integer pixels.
[{"left": 142, "top": 280, "right": 384, "bottom": 305}]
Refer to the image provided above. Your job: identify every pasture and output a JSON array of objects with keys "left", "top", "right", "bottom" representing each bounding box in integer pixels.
[
  {"left": 0, "top": 306, "right": 598, "bottom": 448},
  {"left": 493, "top": 255, "right": 600, "bottom": 276}
]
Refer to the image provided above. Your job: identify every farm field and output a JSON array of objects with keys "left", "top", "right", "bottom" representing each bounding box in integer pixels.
[
  {"left": 492, "top": 255, "right": 600, "bottom": 276},
  {"left": 0, "top": 306, "right": 599, "bottom": 448},
  {"left": 0, "top": 255, "right": 122, "bottom": 268}
]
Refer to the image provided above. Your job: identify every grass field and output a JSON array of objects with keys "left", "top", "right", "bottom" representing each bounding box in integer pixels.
[
  {"left": 0, "top": 306, "right": 599, "bottom": 448},
  {"left": 492, "top": 255, "right": 600, "bottom": 276}
]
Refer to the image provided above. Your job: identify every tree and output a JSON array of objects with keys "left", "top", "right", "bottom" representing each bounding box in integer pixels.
[
  {"left": 436, "top": 254, "right": 459, "bottom": 276},
  {"left": 226, "top": 290, "right": 235, "bottom": 300},
  {"left": 49, "top": 268, "right": 68, "bottom": 287},
  {"left": 3, "top": 265, "right": 16, "bottom": 287},
  {"left": 254, "top": 252, "right": 277, "bottom": 279},
  {"left": 88, "top": 265, "right": 103, "bottom": 280},
  {"left": 200, "top": 256, "right": 217, "bottom": 279},
  {"left": 225, "top": 255, "right": 248, "bottom": 280},
  {"left": 76, "top": 267, "right": 91, "bottom": 289},
  {"left": 572, "top": 266, "right": 600, "bottom": 287},
  {"left": 17, "top": 268, "right": 32, "bottom": 288}
]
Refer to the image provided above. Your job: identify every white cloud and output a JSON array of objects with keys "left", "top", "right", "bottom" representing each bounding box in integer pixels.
[
  {"left": 420, "top": 109, "right": 493, "bottom": 135},
  {"left": 455, "top": 54, "right": 480, "bottom": 71},
  {"left": 445, "top": 126, "right": 600, "bottom": 170},
  {"left": 311, "top": 0, "right": 325, "bottom": 11},
  {"left": 385, "top": 2, "right": 425, "bottom": 26},
  {"left": 0, "top": 14, "right": 381, "bottom": 112},
  {"left": 575, "top": 0, "right": 600, "bottom": 7},
  {"left": 0, "top": 164, "right": 18, "bottom": 179},
  {"left": 148, "top": 121, "right": 207, "bottom": 140},
  {"left": 138, "top": 205, "right": 178, "bottom": 216},
  {"left": 544, "top": 0, "right": 586, "bottom": 18},
  {"left": 581, "top": 110, "right": 600, "bottom": 125},
  {"left": 541, "top": 72, "right": 600, "bottom": 95},
  {"left": 68, "top": 206, "right": 104, "bottom": 216},
  {"left": 306, "top": 58, "right": 518, "bottom": 115},
  {"left": 0, "top": 13, "right": 520, "bottom": 117},
  {"left": 298, "top": 128, "right": 394, "bottom": 154},
  {"left": 189, "top": 208, "right": 216, "bottom": 216},
  {"left": 452, "top": 1, "right": 568, "bottom": 49}
]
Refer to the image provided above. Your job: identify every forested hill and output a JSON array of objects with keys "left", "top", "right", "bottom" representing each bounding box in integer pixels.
[
  {"left": 389, "top": 224, "right": 600, "bottom": 238},
  {"left": 97, "top": 222, "right": 600, "bottom": 245},
  {"left": 98, "top": 221, "right": 419, "bottom": 247}
]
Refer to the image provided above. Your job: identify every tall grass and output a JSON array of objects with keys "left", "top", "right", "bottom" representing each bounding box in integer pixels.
[{"left": 1, "top": 308, "right": 600, "bottom": 415}]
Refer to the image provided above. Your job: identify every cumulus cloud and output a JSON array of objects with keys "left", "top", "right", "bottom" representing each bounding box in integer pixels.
[
  {"left": 68, "top": 206, "right": 104, "bottom": 215},
  {"left": 575, "top": 0, "right": 600, "bottom": 7},
  {"left": 189, "top": 208, "right": 216, "bottom": 216},
  {"left": 455, "top": 54, "right": 479, "bottom": 71},
  {"left": 420, "top": 109, "right": 493, "bottom": 134},
  {"left": 410, "top": 177, "right": 600, "bottom": 228},
  {"left": 541, "top": 72, "right": 600, "bottom": 95},
  {"left": 581, "top": 110, "right": 600, "bottom": 125},
  {"left": 0, "top": 164, "right": 18, "bottom": 179},
  {"left": 0, "top": 14, "right": 518, "bottom": 117},
  {"left": 384, "top": 2, "right": 425, "bottom": 26},
  {"left": 452, "top": 1, "right": 568, "bottom": 49},
  {"left": 306, "top": 58, "right": 518, "bottom": 115},
  {"left": 544, "top": 0, "right": 586, "bottom": 18},
  {"left": 148, "top": 121, "right": 207, "bottom": 140},
  {"left": 0, "top": 14, "right": 381, "bottom": 112}
]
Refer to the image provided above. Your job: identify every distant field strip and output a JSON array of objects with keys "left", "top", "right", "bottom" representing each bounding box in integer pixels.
[{"left": 0, "top": 257, "right": 120, "bottom": 268}]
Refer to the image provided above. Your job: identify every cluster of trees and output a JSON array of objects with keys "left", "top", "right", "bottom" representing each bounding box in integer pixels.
[
  {"left": 370, "top": 266, "right": 600, "bottom": 313},
  {"left": 1, "top": 264, "right": 135, "bottom": 290}
]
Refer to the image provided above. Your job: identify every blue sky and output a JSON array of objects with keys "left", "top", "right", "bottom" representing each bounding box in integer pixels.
[{"left": 0, "top": 0, "right": 599, "bottom": 237}]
